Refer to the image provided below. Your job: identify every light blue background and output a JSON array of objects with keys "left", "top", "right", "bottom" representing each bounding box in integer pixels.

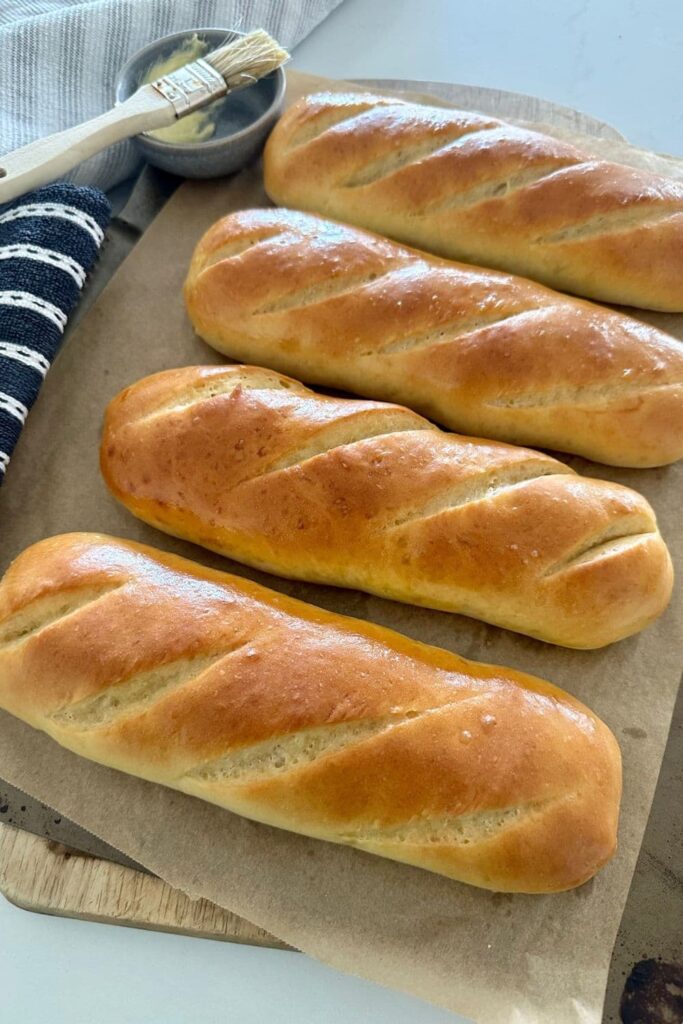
[{"left": 2, "top": 1, "right": 681, "bottom": 1021}]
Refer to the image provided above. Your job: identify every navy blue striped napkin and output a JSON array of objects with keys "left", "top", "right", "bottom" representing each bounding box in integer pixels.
[{"left": 0, "top": 182, "right": 111, "bottom": 482}]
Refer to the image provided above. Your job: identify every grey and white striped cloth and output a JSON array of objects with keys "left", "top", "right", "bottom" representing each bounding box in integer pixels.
[{"left": 0, "top": 0, "right": 344, "bottom": 192}]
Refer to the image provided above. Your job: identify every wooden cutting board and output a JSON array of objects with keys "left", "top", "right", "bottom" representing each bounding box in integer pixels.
[{"left": 0, "top": 823, "right": 289, "bottom": 948}]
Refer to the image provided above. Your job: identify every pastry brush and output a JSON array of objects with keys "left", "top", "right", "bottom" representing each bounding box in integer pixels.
[{"left": 0, "top": 28, "right": 289, "bottom": 204}]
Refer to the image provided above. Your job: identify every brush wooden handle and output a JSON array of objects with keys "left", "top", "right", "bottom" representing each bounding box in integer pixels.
[
  {"left": 0, "top": 85, "right": 174, "bottom": 205},
  {"left": 0, "top": 532, "right": 622, "bottom": 893}
]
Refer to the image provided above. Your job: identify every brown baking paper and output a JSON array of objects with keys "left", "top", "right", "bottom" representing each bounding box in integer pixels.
[{"left": 0, "top": 71, "right": 681, "bottom": 1024}]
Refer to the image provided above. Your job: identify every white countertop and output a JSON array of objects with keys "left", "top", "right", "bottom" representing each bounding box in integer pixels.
[
  {"left": 0, "top": 894, "right": 457, "bottom": 1023},
  {"left": 295, "top": 0, "right": 683, "bottom": 154},
  {"left": 2, "top": 1, "right": 682, "bottom": 1021}
]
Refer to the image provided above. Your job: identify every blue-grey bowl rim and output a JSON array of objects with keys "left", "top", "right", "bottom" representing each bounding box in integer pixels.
[{"left": 114, "top": 27, "right": 286, "bottom": 153}]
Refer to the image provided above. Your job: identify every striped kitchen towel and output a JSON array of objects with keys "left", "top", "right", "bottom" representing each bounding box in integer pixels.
[{"left": 0, "top": 182, "right": 111, "bottom": 481}]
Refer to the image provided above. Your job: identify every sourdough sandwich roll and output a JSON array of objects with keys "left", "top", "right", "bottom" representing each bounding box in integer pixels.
[
  {"left": 185, "top": 208, "right": 683, "bottom": 467},
  {"left": 263, "top": 92, "right": 683, "bottom": 311},
  {"left": 101, "top": 365, "right": 673, "bottom": 649},
  {"left": 0, "top": 532, "right": 622, "bottom": 893}
]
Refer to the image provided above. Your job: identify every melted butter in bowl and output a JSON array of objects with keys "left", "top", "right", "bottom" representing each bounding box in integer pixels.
[
  {"left": 141, "top": 34, "right": 219, "bottom": 144},
  {"left": 115, "top": 27, "right": 286, "bottom": 178}
]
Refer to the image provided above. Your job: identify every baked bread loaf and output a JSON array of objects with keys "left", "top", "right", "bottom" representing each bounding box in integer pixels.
[
  {"left": 0, "top": 532, "right": 622, "bottom": 893},
  {"left": 100, "top": 365, "right": 673, "bottom": 649},
  {"left": 184, "top": 208, "right": 683, "bottom": 467},
  {"left": 263, "top": 92, "right": 683, "bottom": 311}
]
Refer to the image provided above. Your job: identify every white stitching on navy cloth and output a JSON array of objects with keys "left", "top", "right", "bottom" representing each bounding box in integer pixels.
[
  {"left": 0, "top": 185, "right": 110, "bottom": 483},
  {"left": 0, "top": 203, "right": 105, "bottom": 245},
  {"left": 0, "top": 391, "right": 29, "bottom": 424},
  {"left": 0, "top": 244, "right": 87, "bottom": 287},
  {"left": 0, "top": 290, "right": 67, "bottom": 332},
  {"left": 0, "top": 341, "right": 51, "bottom": 377}
]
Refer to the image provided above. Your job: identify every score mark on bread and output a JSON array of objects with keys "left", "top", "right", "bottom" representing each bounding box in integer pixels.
[
  {"left": 101, "top": 365, "right": 673, "bottom": 649},
  {"left": 0, "top": 532, "right": 623, "bottom": 893},
  {"left": 184, "top": 208, "right": 683, "bottom": 467}
]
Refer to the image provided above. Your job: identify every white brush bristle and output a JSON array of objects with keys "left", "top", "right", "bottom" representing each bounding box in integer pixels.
[{"left": 205, "top": 29, "right": 289, "bottom": 87}]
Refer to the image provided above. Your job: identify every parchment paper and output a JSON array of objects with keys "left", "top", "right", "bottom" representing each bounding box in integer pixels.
[{"left": 1, "top": 71, "right": 681, "bottom": 1024}]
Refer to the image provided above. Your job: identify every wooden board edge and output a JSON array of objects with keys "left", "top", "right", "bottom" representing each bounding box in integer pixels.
[{"left": 0, "top": 823, "right": 292, "bottom": 951}]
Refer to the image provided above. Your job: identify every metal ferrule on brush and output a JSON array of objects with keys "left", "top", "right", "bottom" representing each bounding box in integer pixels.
[{"left": 150, "top": 59, "right": 228, "bottom": 118}]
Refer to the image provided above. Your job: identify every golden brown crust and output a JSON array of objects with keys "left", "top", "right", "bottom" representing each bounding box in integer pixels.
[
  {"left": 184, "top": 207, "right": 683, "bottom": 467},
  {"left": 101, "top": 365, "right": 673, "bottom": 649},
  {"left": 262, "top": 93, "right": 683, "bottom": 311},
  {"left": 0, "top": 532, "right": 622, "bottom": 893}
]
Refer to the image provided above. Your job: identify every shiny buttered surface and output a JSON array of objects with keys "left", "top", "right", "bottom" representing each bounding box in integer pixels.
[
  {"left": 0, "top": 533, "right": 622, "bottom": 893},
  {"left": 101, "top": 365, "right": 673, "bottom": 649},
  {"left": 264, "top": 92, "right": 683, "bottom": 311},
  {"left": 184, "top": 208, "right": 683, "bottom": 467}
]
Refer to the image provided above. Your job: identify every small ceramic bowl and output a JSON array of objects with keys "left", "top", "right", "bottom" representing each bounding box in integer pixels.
[{"left": 115, "top": 27, "right": 286, "bottom": 179}]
